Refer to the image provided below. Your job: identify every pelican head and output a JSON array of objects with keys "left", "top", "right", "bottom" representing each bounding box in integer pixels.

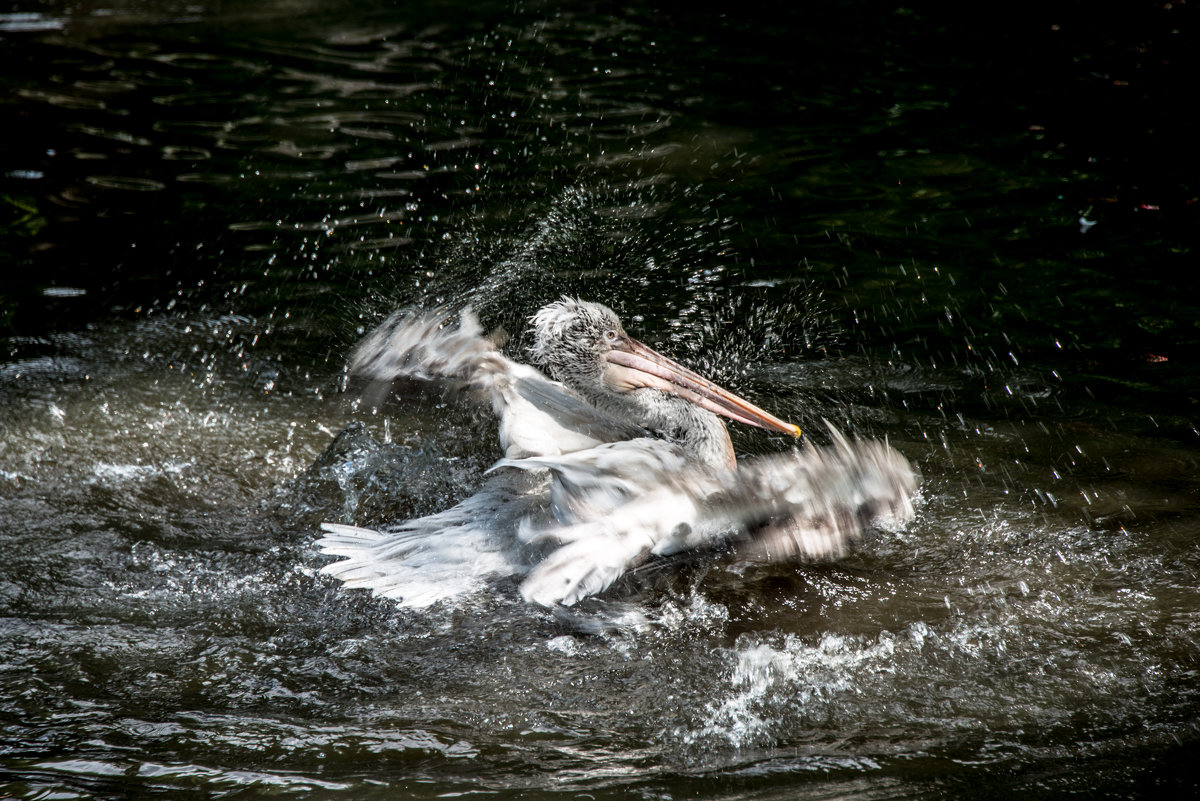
[{"left": 531, "top": 298, "right": 801, "bottom": 469}]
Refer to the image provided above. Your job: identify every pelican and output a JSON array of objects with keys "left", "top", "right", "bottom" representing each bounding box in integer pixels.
[{"left": 318, "top": 299, "right": 917, "bottom": 607}]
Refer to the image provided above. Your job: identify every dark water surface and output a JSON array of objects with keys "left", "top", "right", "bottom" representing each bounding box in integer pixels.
[{"left": 3, "top": 1, "right": 1199, "bottom": 798}]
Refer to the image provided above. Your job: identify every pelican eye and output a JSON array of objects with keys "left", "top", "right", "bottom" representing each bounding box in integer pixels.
[{"left": 602, "top": 329, "right": 619, "bottom": 344}]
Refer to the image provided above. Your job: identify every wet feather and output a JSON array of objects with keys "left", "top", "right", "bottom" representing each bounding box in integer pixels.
[{"left": 318, "top": 302, "right": 919, "bottom": 608}]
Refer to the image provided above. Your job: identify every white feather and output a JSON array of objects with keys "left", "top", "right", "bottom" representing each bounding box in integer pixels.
[{"left": 318, "top": 306, "right": 920, "bottom": 608}]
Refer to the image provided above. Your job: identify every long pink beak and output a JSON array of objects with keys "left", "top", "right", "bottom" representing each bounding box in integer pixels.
[{"left": 604, "top": 335, "right": 802, "bottom": 438}]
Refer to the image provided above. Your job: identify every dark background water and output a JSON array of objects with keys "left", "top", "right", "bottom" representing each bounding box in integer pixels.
[{"left": 2, "top": 1, "right": 1199, "bottom": 799}]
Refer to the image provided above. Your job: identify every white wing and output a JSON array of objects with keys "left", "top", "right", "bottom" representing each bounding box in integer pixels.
[
  {"left": 346, "top": 308, "right": 648, "bottom": 458},
  {"left": 317, "top": 469, "right": 552, "bottom": 608},
  {"left": 492, "top": 438, "right": 694, "bottom": 530},
  {"left": 729, "top": 428, "right": 918, "bottom": 561},
  {"left": 513, "top": 427, "right": 919, "bottom": 606}
]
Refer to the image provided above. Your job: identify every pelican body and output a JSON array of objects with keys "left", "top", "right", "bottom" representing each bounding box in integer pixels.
[{"left": 318, "top": 299, "right": 917, "bottom": 607}]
